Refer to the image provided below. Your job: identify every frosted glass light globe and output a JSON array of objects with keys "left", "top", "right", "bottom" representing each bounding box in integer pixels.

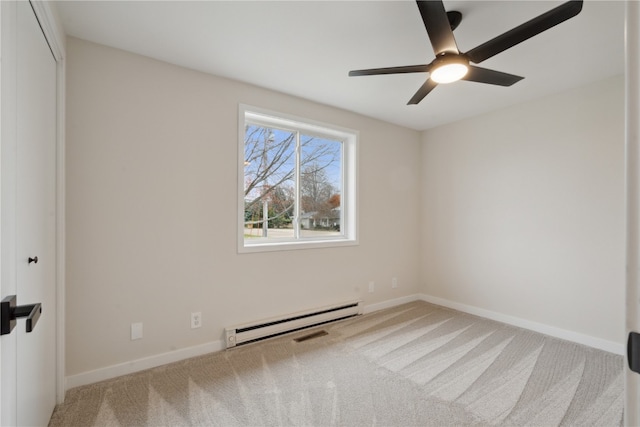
[{"left": 430, "top": 62, "right": 469, "bottom": 84}]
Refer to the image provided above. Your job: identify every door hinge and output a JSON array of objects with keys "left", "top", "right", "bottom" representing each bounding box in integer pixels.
[{"left": 629, "top": 331, "right": 640, "bottom": 374}]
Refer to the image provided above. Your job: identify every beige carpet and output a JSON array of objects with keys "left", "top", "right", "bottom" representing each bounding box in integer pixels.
[{"left": 50, "top": 301, "right": 623, "bottom": 426}]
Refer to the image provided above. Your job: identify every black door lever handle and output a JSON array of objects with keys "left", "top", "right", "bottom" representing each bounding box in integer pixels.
[
  {"left": 629, "top": 332, "right": 640, "bottom": 374},
  {"left": 0, "top": 295, "right": 42, "bottom": 335},
  {"left": 28, "top": 256, "right": 38, "bottom": 264}
]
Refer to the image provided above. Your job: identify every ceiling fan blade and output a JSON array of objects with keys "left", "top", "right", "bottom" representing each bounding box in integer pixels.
[
  {"left": 462, "top": 66, "right": 524, "bottom": 86},
  {"left": 349, "top": 64, "right": 430, "bottom": 77},
  {"left": 465, "top": 0, "right": 583, "bottom": 64},
  {"left": 416, "top": 0, "right": 459, "bottom": 55},
  {"left": 407, "top": 79, "right": 438, "bottom": 105}
]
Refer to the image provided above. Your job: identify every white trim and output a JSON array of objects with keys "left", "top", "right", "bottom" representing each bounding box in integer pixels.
[
  {"left": 54, "top": 55, "right": 66, "bottom": 405},
  {"left": 65, "top": 292, "right": 624, "bottom": 390},
  {"left": 29, "top": 0, "right": 66, "bottom": 405},
  {"left": 362, "top": 293, "right": 624, "bottom": 355},
  {"left": 625, "top": 1, "right": 640, "bottom": 424},
  {"left": 29, "top": 1, "right": 65, "bottom": 61},
  {"left": 419, "top": 294, "right": 625, "bottom": 355},
  {"left": 239, "top": 238, "right": 358, "bottom": 254},
  {"left": 363, "top": 294, "right": 422, "bottom": 315},
  {"left": 237, "top": 104, "right": 359, "bottom": 254},
  {"left": 0, "top": 3, "right": 19, "bottom": 424},
  {"left": 65, "top": 340, "right": 225, "bottom": 390}
]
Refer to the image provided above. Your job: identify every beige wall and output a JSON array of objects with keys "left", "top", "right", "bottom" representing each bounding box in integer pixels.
[
  {"left": 65, "top": 38, "right": 422, "bottom": 376},
  {"left": 421, "top": 75, "right": 625, "bottom": 344},
  {"left": 66, "top": 35, "right": 626, "bottom": 379}
]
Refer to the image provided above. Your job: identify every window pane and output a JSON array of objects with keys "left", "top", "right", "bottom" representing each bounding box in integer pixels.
[
  {"left": 239, "top": 106, "right": 357, "bottom": 253},
  {"left": 299, "top": 135, "right": 342, "bottom": 238},
  {"left": 244, "top": 125, "right": 296, "bottom": 243}
]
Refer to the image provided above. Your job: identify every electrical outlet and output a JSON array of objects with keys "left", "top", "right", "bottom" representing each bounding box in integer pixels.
[
  {"left": 191, "top": 312, "right": 202, "bottom": 329},
  {"left": 392, "top": 277, "right": 398, "bottom": 288},
  {"left": 131, "top": 322, "right": 143, "bottom": 340},
  {"left": 368, "top": 281, "right": 375, "bottom": 293}
]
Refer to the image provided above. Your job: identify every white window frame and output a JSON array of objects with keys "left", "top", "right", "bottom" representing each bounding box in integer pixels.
[{"left": 238, "top": 104, "right": 358, "bottom": 253}]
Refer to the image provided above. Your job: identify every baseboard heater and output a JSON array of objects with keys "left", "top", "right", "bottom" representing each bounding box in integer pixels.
[{"left": 225, "top": 300, "right": 362, "bottom": 348}]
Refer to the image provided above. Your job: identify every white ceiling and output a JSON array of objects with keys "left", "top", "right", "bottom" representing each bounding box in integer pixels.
[{"left": 55, "top": 1, "right": 625, "bottom": 131}]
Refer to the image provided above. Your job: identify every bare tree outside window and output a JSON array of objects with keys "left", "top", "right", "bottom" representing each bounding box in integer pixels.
[
  {"left": 243, "top": 124, "right": 342, "bottom": 242},
  {"left": 238, "top": 106, "right": 357, "bottom": 252}
]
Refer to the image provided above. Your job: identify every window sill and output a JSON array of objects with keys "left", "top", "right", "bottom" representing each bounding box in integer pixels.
[{"left": 238, "top": 238, "right": 358, "bottom": 254}]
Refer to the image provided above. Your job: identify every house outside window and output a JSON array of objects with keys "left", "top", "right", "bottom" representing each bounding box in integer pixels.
[{"left": 238, "top": 105, "right": 357, "bottom": 253}]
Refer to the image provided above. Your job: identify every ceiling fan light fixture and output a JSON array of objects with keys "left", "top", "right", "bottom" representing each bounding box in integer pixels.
[
  {"left": 349, "top": 0, "right": 583, "bottom": 104},
  {"left": 430, "top": 56, "right": 469, "bottom": 84}
]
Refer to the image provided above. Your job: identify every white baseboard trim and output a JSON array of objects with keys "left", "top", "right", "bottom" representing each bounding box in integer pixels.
[
  {"left": 419, "top": 294, "right": 624, "bottom": 355},
  {"left": 65, "top": 293, "right": 623, "bottom": 393},
  {"left": 65, "top": 339, "right": 224, "bottom": 391},
  {"left": 65, "top": 297, "right": 419, "bottom": 392},
  {"left": 363, "top": 294, "right": 422, "bottom": 315}
]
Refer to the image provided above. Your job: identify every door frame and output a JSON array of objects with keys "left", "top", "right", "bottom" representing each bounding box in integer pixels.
[
  {"left": 29, "top": 0, "right": 66, "bottom": 406},
  {"left": 0, "top": 0, "right": 66, "bottom": 422},
  {"left": 626, "top": 2, "right": 640, "bottom": 425}
]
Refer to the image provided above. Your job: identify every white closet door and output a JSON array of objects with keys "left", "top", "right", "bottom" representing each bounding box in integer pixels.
[{"left": 14, "top": 1, "right": 58, "bottom": 425}]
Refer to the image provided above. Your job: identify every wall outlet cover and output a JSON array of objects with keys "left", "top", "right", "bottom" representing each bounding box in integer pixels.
[
  {"left": 131, "top": 322, "right": 143, "bottom": 340},
  {"left": 191, "top": 312, "right": 202, "bottom": 329}
]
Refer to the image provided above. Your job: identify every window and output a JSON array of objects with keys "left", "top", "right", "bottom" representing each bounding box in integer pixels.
[{"left": 238, "top": 105, "right": 357, "bottom": 252}]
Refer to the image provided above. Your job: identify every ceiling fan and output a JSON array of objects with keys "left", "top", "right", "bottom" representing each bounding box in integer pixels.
[{"left": 349, "top": 1, "right": 583, "bottom": 105}]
